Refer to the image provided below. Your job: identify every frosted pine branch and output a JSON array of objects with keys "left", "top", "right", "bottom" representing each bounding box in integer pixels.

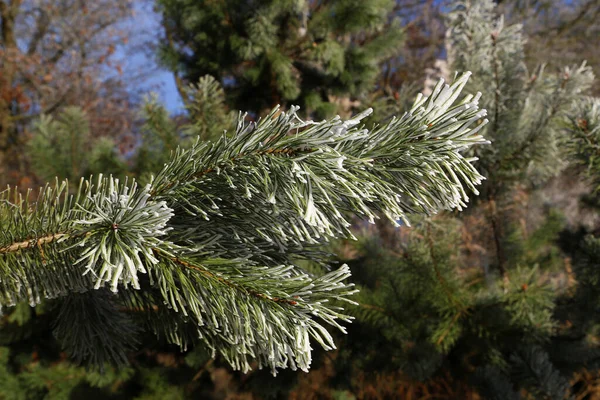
[{"left": 0, "top": 73, "right": 487, "bottom": 373}]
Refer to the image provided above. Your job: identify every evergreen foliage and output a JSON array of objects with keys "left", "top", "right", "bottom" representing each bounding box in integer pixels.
[
  {"left": 565, "top": 97, "right": 600, "bottom": 191},
  {"left": 0, "top": 73, "right": 487, "bottom": 374},
  {"left": 445, "top": 0, "right": 595, "bottom": 278},
  {"left": 26, "top": 107, "right": 127, "bottom": 183},
  {"left": 549, "top": 93, "right": 600, "bottom": 389},
  {"left": 336, "top": 214, "right": 562, "bottom": 391},
  {"left": 157, "top": 0, "right": 404, "bottom": 118},
  {"left": 134, "top": 94, "right": 181, "bottom": 181},
  {"left": 182, "top": 75, "right": 237, "bottom": 142},
  {"left": 0, "top": 341, "right": 192, "bottom": 400}
]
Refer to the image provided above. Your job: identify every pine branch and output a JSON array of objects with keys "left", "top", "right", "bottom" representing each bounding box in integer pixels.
[
  {"left": 53, "top": 289, "right": 140, "bottom": 369},
  {"left": 565, "top": 96, "right": 600, "bottom": 191},
  {"left": 510, "top": 346, "right": 570, "bottom": 399},
  {"left": 0, "top": 73, "right": 488, "bottom": 372}
]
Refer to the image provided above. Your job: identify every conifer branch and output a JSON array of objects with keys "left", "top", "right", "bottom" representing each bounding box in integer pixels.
[{"left": 0, "top": 73, "right": 488, "bottom": 372}]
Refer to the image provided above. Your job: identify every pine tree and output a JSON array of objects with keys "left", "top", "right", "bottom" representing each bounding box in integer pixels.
[
  {"left": 565, "top": 97, "right": 600, "bottom": 192},
  {"left": 334, "top": 211, "right": 566, "bottom": 393},
  {"left": 447, "top": 0, "right": 594, "bottom": 277},
  {"left": 157, "top": 0, "right": 404, "bottom": 118},
  {"left": 182, "top": 75, "right": 237, "bottom": 142},
  {"left": 26, "top": 107, "right": 127, "bottom": 184},
  {"left": 497, "top": 0, "right": 600, "bottom": 96},
  {"left": 0, "top": 73, "right": 487, "bottom": 374}
]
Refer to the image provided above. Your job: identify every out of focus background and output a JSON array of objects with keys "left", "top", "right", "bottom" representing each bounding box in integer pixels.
[{"left": 1, "top": 0, "right": 600, "bottom": 398}]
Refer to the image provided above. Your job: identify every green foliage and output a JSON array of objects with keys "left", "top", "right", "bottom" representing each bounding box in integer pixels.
[
  {"left": 0, "top": 347, "right": 23, "bottom": 400},
  {"left": 182, "top": 75, "right": 237, "bottom": 142},
  {"left": 441, "top": 0, "right": 594, "bottom": 291},
  {"left": 157, "top": 0, "right": 404, "bottom": 118},
  {"left": 509, "top": 346, "right": 570, "bottom": 400},
  {"left": 52, "top": 290, "right": 140, "bottom": 368},
  {"left": 343, "top": 218, "right": 467, "bottom": 377},
  {"left": 362, "top": 82, "right": 422, "bottom": 127},
  {"left": 504, "top": 209, "right": 565, "bottom": 271},
  {"left": 5, "top": 1, "right": 600, "bottom": 398},
  {"left": 27, "top": 107, "right": 126, "bottom": 183},
  {"left": 134, "top": 94, "right": 181, "bottom": 180},
  {"left": 0, "top": 343, "right": 138, "bottom": 400},
  {"left": 134, "top": 368, "right": 186, "bottom": 400},
  {"left": 550, "top": 233, "right": 600, "bottom": 380},
  {"left": 472, "top": 346, "right": 571, "bottom": 400},
  {"left": 316, "top": 1, "right": 600, "bottom": 397},
  {"left": 337, "top": 216, "right": 560, "bottom": 389}
]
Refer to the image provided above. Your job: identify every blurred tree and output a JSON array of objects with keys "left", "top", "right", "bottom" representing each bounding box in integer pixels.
[
  {"left": 156, "top": 0, "right": 404, "bottom": 119},
  {"left": 0, "top": 0, "right": 136, "bottom": 187},
  {"left": 26, "top": 107, "right": 126, "bottom": 183},
  {"left": 336, "top": 214, "right": 565, "bottom": 398},
  {"left": 447, "top": 0, "right": 593, "bottom": 277}
]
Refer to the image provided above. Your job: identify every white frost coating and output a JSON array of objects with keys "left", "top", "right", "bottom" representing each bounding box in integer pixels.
[{"left": 74, "top": 177, "right": 174, "bottom": 292}]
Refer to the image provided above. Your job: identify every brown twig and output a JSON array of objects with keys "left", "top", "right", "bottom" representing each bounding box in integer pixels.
[
  {"left": 436, "top": 311, "right": 462, "bottom": 347},
  {"left": 0, "top": 233, "right": 67, "bottom": 254},
  {"left": 487, "top": 197, "right": 508, "bottom": 281}
]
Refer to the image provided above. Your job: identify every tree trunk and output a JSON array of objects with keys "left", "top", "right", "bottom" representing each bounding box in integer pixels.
[
  {"left": 488, "top": 196, "right": 509, "bottom": 286},
  {"left": 0, "top": 0, "right": 22, "bottom": 183}
]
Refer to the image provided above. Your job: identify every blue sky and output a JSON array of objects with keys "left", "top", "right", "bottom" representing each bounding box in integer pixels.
[{"left": 121, "top": 2, "right": 184, "bottom": 113}]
